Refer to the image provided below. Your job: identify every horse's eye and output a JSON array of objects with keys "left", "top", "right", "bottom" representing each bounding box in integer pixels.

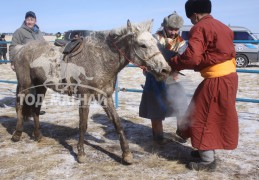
[{"left": 140, "top": 44, "right": 147, "bottom": 48}]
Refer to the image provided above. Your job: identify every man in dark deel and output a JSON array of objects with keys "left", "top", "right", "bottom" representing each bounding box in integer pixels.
[{"left": 169, "top": 0, "right": 238, "bottom": 171}]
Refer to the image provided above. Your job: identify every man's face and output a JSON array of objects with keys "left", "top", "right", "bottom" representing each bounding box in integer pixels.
[
  {"left": 165, "top": 27, "right": 179, "bottom": 38},
  {"left": 25, "top": 17, "right": 36, "bottom": 29}
]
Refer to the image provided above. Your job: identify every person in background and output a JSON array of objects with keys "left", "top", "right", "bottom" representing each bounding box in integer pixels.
[
  {"left": 73, "top": 33, "right": 80, "bottom": 40},
  {"left": 169, "top": 0, "right": 238, "bottom": 172},
  {"left": 0, "top": 34, "right": 8, "bottom": 64},
  {"left": 54, "top": 32, "right": 67, "bottom": 46},
  {"left": 55, "top": 32, "right": 64, "bottom": 40},
  {"left": 9, "top": 11, "right": 44, "bottom": 71},
  {"left": 9, "top": 11, "right": 46, "bottom": 116},
  {"left": 139, "top": 11, "right": 188, "bottom": 144}
]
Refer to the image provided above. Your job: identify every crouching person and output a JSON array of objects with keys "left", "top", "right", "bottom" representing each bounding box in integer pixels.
[{"left": 169, "top": 0, "right": 239, "bottom": 171}]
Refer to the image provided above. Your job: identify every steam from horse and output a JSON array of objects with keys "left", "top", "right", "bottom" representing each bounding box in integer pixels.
[{"left": 10, "top": 20, "right": 171, "bottom": 164}]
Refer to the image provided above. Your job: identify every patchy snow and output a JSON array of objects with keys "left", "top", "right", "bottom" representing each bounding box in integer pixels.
[{"left": 0, "top": 63, "right": 259, "bottom": 179}]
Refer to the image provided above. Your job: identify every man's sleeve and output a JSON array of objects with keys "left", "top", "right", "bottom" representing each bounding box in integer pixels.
[
  {"left": 169, "top": 26, "right": 205, "bottom": 71},
  {"left": 9, "top": 30, "right": 23, "bottom": 64},
  {"left": 11, "top": 30, "right": 23, "bottom": 46}
]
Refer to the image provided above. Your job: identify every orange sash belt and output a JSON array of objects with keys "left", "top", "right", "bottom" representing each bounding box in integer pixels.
[{"left": 200, "top": 58, "right": 236, "bottom": 78}]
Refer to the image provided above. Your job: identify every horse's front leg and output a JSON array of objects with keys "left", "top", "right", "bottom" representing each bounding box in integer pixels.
[
  {"left": 12, "top": 84, "right": 29, "bottom": 142},
  {"left": 12, "top": 93, "right": 24, "bottom": 141},
  {"left": 77, "top": 101, "right": 89, "bottom": 163},
  {"left": 103, "top": 96, "right": 133, "bottom": 164}
]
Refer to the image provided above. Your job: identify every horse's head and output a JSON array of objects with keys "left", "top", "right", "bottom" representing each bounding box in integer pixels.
[{"left": 110, "top": 20, "right": 171, "bottom": 81}]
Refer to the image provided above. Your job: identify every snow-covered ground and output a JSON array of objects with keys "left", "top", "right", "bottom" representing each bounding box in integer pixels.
[{"left": 0, "top": 63, "right": 258, "bottom": 180}]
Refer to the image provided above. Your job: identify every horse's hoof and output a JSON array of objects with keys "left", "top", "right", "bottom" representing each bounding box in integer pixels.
[
  {"left": 77, "top": 153, "right": 87, "bottom": 163},
  {"left": 11, "top": 132, "right": 21, "bottom": 142},
  {"left": 33, "top": 131, "right": 43, "bottom": 142},
  {"left": 122, "top": 152, "right": 133, "bottom": 165}
]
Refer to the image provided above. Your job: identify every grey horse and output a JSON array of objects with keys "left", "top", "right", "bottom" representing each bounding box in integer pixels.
[{"left": 10, "top": 20, "right": 171, "bottom": 164}]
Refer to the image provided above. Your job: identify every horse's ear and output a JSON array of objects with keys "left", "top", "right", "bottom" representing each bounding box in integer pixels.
[
  {"left": 127, "top": 19, "right": 133, "bottom": 33},
  {"left": 147, "top": 19, "right": 154, "bottom": 32}
]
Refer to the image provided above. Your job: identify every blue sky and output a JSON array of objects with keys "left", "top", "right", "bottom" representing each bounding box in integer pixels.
[{"left": 1, "top": 0, "right": 259, "bottom": 34}]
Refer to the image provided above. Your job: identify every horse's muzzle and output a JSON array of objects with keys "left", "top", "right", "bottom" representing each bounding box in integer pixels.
[{"left": 151, "top": 66, "right": 171, "bottom": 81}]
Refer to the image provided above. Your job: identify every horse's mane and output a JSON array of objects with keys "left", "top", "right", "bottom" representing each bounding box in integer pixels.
[{"left": 85, "top": 20, "right": 153, "bottom": 43}]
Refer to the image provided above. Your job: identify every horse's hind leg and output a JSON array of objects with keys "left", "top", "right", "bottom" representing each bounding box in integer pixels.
[
  {"left": 12, "top": 83, "right": 31, "bottom": 142},
  {"left": 32, "top": 86, "right": 47, "bottom": 141},
  {"left": 77, "top": 101, "right": 89, "bottom": 163},
  {"left": 103, "top": 96, "right": 133, "bottom": 164}
]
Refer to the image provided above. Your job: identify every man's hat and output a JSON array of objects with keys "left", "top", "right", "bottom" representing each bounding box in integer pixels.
[
  {"left": 185, "top": 0, "right": 211, "bottom": 18},
  {"left": 25, "top": 11, "right": 36, "bottom": 19},
  {"left": 161, "top": 11, "right": 184, "bottom": 29}
]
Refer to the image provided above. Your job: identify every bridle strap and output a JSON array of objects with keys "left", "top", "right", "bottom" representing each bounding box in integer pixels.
[
  {"left": 130, "top": 37, "right": 161, "bottom": 62},
  {"left": 133, "top": 47, "right": 161, "bottom": 61},
  {"left": 111, "top": 40, "right": 147, "bottom": 70},
  {"left": 111, "top": 37, "right": 161, "bottom": 71}
]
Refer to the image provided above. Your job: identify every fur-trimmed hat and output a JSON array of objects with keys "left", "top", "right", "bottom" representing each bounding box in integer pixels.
[
  {"left": 161, "top": 11, "right": 184, "bottom": 29},
  {"left": 185, "top": 0, "right": 211, "bottom": 18}
]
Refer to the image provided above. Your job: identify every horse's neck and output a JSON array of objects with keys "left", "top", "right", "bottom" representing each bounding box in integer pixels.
[{"left": 103, "top": 34, "right": 131, "bottom": 76}]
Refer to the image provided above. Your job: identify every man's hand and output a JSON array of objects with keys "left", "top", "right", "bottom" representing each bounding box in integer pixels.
[{"left": 171, "top": 71, "right": 179, "bottom": 81}]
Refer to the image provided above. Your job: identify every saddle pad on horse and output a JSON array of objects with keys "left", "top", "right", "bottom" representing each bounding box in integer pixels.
[{"left": 63, "top": 38, "right": 84, "bottom": 55}]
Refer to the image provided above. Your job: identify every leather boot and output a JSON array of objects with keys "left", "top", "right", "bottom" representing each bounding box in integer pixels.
[{"left": 188, "top": 150, "right": 216, "bottom": 172}]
